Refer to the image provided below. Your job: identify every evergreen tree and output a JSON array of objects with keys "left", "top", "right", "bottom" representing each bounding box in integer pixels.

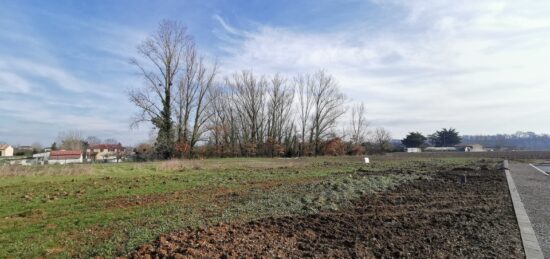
[
  {"left": 432, "top": 128, "right": 461, "bottom": 147},
  {"left": 401, "top": 132, "right": 427, "bottom": 148}
]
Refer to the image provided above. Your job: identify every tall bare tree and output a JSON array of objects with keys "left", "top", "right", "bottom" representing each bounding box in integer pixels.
[
  {"left": 227, "top": 71, "right": 267, "bottom": 156},
  {"left": 129, "top": 20, "right": 191, "bottom": 159},
  {"left": 187, "top": 61, "right": 217, "bottom": 155},
  {"left": 266, "top": 75, "right": 294, "bottom": 142},
  {"left": 57, "top": 130, "right": 84, "bottom": 151},
  {"left": 295, "top": 74, "right": 314, "bottom": 156},
  {"left": 309, "top": 70, "right": 346, "bottom": 155},
  {"left": 350, "top": 102, "right": 369, "bottom": 145},
  {"left": 207, "top": 85, "right": 228, "bottom": 156},
  {"left": 264, "top": 75, "right": 295, "bottom": 156}
]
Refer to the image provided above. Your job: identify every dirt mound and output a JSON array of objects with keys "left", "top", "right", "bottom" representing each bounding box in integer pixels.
[{"left": 128, "top": 168, "right": 523, "bottom": 258}]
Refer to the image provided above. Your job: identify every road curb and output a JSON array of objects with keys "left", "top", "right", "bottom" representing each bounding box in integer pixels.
[{"left": 504, "top": 160, "right": 544, "bottom": 259}]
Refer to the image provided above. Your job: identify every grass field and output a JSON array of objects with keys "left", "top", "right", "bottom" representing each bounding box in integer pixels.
[{"left": 0, "top": 156, "right": 494, "bottom": 258}]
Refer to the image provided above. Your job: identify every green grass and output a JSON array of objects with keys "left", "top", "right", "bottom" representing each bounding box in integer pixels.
[{"left": 0, "top": 156, "right": 486, "bottom": 258}]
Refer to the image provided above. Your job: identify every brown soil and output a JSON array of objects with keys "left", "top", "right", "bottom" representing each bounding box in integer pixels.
[{"left": 128, "top": 168, "right": 524, "bottom": 258}]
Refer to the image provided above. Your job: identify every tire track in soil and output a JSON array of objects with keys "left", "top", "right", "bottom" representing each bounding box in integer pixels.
[{"left": 128, "top": 168, "right": 524, "bottom": 258}]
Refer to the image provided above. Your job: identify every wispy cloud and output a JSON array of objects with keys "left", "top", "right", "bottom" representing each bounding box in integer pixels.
[
  {"left": 0, "top": 4, "right": 151, "bottom": 145},
  {"left": 214, "top": 0, "right": 550, "bottom": 136},
  {"left": 213, "top": 14, "right": 244, "bottom": 37},
  {"left": 0, "top": 72, "right": 32, "bottom": 93}
]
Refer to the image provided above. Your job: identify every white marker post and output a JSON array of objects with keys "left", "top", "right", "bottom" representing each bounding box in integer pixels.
[{"left": 364, "top": 157, "right": 370, "bottom": 164}]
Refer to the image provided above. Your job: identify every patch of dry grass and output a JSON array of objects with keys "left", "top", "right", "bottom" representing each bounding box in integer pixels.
[{"left": 0, "top": 164, "right": 93, "bottom": 177}]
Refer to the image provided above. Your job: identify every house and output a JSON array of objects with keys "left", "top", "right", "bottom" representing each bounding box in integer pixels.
[
  {"left": 0, "top": 144, "right": 14, "bottom": 157},
  {"left": 455, "top": 144, "right": 485, "bottom": 152},
  {"left": 32, "top": 152, "right": 50, "bottom": 165},
  {"left": 48, "top": 150, "right": 83, "bottom": 164},
  {"left": 86, "top": 143, "right": 125, "bottom": 162}
]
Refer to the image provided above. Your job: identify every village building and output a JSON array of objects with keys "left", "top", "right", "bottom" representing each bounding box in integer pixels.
[
  {"left": 455, "top": 144, "right": 485, "bottom": 152},
  {"left": 32, "top": 152, "right": 50, "bottom": 165},
  {"left": 406, "top": 147, "right": 422, "bottom": 153},
  {"left": 86, "top": 143, "right": 125, "bottom": 162},
  {"left": 0, "top": 144, "right": 14, "bottom": 157},
  {"left": 48, "top": 150, "right": 83, "bottom": 164}
]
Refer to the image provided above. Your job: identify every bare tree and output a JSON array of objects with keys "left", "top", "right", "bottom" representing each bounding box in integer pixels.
[
  {"left": 31, "top": 142, "right": 43, "bottom": 153},
  {"left": 103, "top": 138, "right": 119, "bottom": 145},
  {"left": 210, "top": 84, "right": 242, "bottom": 157},
  {"left": 266, "top": 74, "right": 294, "bottom": 155},
  {"left": 174, "top": 42, "right": 199, "bottom": 148},
  {"left": 350, "top": 102, "right": 369, "bottom": 145},
  {"left": 295, "top": 74, "right": 314, "bottom": 156},
  {"left": 263, "top": 75, "right": 293, "bottom": 156},
  {"left": 207, "top": 85, "right": 227, "bottom": 156},
  {"left": 129, "top": 20, "right": 191, "bottom": 159},
  {"left": 57, "top": 130, "right": 84, "bottom": 150},
  {"left": 309, "top": 70, "right": 346, "bottom": 155},
  {"left": 372, "top": 127, "right": 392, "bottom": 152},
  {"left": 187, "top": 61, "right": 218, "bottom": 156},
  {"left": 85, "top": 136, "right": 102, "bottom": 145},
  {"left": 227, "top": 71, "right": 267, "bottom": 156}
]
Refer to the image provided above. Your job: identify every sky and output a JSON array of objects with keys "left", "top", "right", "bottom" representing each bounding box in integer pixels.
[{"left": 1, "top": 0, "right": 549, "bottom": 146}]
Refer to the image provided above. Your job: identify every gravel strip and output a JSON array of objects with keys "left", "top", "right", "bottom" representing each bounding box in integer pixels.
[{"left": 510, "top": 163, "right": 550, "bottom": 258}]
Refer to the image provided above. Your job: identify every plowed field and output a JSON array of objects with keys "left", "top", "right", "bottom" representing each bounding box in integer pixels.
[{"left": 129, "top": 165, "right": 523, "bottom": 258}]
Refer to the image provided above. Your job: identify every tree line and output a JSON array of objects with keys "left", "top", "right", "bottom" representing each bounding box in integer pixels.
[
  {"left": 401, "top": 129, "right": 550, "bottom": 151},
  {"left": 462, "top": 132, "right": 550, "bottom": 151},
  {"left": 401, "top": 128, "right": 462, "bottom": 148},
  {"left": 129, "top": 20, "right": 393, "bottom": 159}
]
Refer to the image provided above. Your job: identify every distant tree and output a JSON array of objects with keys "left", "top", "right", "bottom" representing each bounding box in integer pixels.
[
  {"left": 85, "top": 136, "right": 102, "bottom": 145},
  {"left": 103, "top": 138, "right": 119, "bottom": 145},
  {"left": 308, "top": 70, "right": 346, "bottom": 155},
  {"left": 57, "top": 130, "right": 84, "bottom": 150},
  {"left": 227, "top": 70, "right": 267, "bottom": 156},
  {"left": 431, "top": 128, "right": 461, "bottom": 147},
  {"left": 31, "top": 142, "right": 43, "bottom": 153},
  {"left": 462, "top": 131, "right": 550, "bottom": 151},
  {"left": 401, "top": 132, "right": 427, "bottom": 148},
  {"left": 295, "top": 74, "right": 314, "bottom": 156},
  {"left": 372, "top": 127, "right": 392, "bottom": 153},
  {"left": 51, "top": 142, "right": 58, "bottom": 151},
  {"left": 266, "top": 74, "right": 294, "bottom": 155},
  {"left": 349, "top": 102, "right": 369, "bottom": 145},
  {"left": 135, "top": 142, "right": 154, "bottom": 161}
]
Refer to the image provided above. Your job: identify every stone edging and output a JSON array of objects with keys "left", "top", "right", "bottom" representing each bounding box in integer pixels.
[{"left": 503, "top": 160, "right": 544, "bottom": 259}]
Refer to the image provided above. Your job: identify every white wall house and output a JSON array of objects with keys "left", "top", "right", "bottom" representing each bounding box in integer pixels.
[
  {"left": 48, "top": 150, "right": 83, "bottom": 164},
  {"left": 0, "top": 144, "right": 14, "bottom": 157},
  {"left": 456, "top": 144, "right": 485, "bottom": 152},
  {"left": 406, "top": 148, "right": 422, "bottom": 153},
  {"left": 32, "top": 152, "right": 50, "bottom": 165}
]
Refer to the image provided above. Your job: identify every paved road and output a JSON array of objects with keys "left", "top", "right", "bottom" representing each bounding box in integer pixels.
[
  {"left": 536, "top": 165, "right": 550, "bottom": 174},
  {"left": 509, "top": 163, "right": 550, "bottom": 258}
]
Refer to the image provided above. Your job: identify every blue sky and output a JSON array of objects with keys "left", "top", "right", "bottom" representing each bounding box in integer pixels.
[{"left": 1, "top": 0, "right": 550, "bottom": 146}]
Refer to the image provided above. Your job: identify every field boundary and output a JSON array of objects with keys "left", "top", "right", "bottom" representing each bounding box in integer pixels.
[
  {"left": 528, "top": 163, "right": 550, "bottom": 176},
  {"left": 503, "top": 160, "right": 544, "bottom": 259}
]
